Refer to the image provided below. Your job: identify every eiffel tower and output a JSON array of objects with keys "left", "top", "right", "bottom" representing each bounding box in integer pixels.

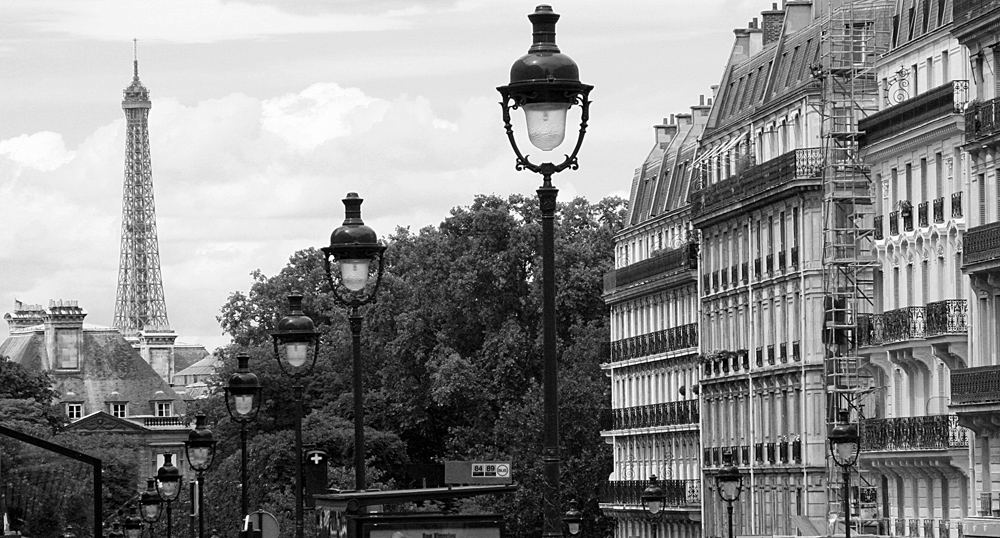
[{"left": 112, "top": 42, "right": 172, "bottom": 344}]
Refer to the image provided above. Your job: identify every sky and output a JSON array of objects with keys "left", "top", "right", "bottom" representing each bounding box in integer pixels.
[{"left": 0, "top": 0, "right": 768, "bottom": 351}]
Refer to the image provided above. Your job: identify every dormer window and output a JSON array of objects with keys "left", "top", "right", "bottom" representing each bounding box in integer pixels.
[
  {"left": 55, "top": 328, "right": 81, "bottom": 369},
  {"left": 155, "top": 402, "right": 173, "bottom": 417},
  {"left": 109, "top": 402, "right": 127, "bottom": 418},
  {"left": 65, "top": 403, "right": 83, "bottom": 420}
]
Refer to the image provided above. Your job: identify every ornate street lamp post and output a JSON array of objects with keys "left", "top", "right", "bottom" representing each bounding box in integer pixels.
[
  {"left": 715, "top": 460, "right": 744, "bottom": 538},
  {"left": 224, "top": 353, "right": 263, "bottom": 528},
  {"left": 563, "top": 500, "right": 583, "bottom": 536},
  {"left": 123, "top": 507, "right": 143, "bottom": 538},
  {"left": 155, "top": 454, "right": 182, "bottom": 538},
  {"left": 497, "top": 6, "right": 592, "bottom": 538},
  {"left": 640, "top": 475, "right": 666, "bottom": 517},
  {"left": 185, "top": 414, "right": 217, "bottom": 538},
  {"left": 321, "top": 192, "right": 386, "bottom": 491},
  {"left": 830, "top": 413, "right": 861, "bottom": 538},
  {"left": 139, "top": 477, "right": 162, "bottom": 537},
  {"left": 272, "top": 294, "right": 320, "bottom": 538}
]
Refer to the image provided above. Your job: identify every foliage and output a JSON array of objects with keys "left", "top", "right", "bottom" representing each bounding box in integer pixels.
[{"left": 209, "top": 194, "right": 625, "bottom": 537}]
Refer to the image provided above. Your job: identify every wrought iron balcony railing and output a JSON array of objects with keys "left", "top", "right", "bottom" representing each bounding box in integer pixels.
[
  {"left": 691, "top": 148, "right": 823, "bottom": 217},
  {"left": 952, "top": 191, "right": 963, "bottom": 218},
  {"left": 874, "top": 215, "right": 884, "bottom": 240},
  {"left": 933, "top": 197, "right": 944, "bottom": 223},
  {"left": 860, "top": 414, "right": 969, "bottom": 452},
  {"left": 965, "top": 95, "right": 1000, "bottom": 143},
  {"left": 952, "top": 364, "right": 1000, "bottom": 405},
  {"left": 901, "top": 202, "right": 914, "bottom": 231},
  {"left": 925, "top": 299, "right": 968, "bottom": 335},
  {"left": 604, "top": 242, "right": 697, "bottom": 293},
  {"left": 701, "top": 349, "right": 749, "bottom": 377},
  {"left": 861, "top": 81, "right": 970, "bottom": 145},
  {"left": 979, "top": 491, "right": 1000, "bottom": 517},
  {"left": 889, "top": 210, "right": 900, "bottom": 235},
  {"left": 964, "top": 221, "right": 1000, "bottom": 267},
  {"left": 605, "top": 323, "right": 698, "bottom": 362},
  {"left": 918, "top": 201, "right": 929, "bottom": 227},
  {"left": 600, "top": 400, "right": 699, "bottom": 430},
  {"left": 884, "top": 306, "right": 925, "bottom": 341},
  {"left": 600, "top": 479, "right": 701, "bottom": 507}
]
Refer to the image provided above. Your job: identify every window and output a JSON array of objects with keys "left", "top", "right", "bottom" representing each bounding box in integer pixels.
[
  {"left": 942, "top": 50, "right": 950, "bottom": 82},
  {"left": 927, "top": 58, "right": 934, "bottom": 88},
  {"left": 935, "top": 153, "right": 943, "bottom": 199},
  {"left": 912, "top": 64, "right": 919, "bottom": 94},
  {"left": 980, "top": 174, "right": 987, "bottom": 224},
  {"left": 920, "top": 158, "right": 928, "bottom": 201},
  {"left": 156, "top": 402, "right": 172, "bottom": 417},
  {"left": 110, "top": 402, "right": 127, "bottom": 418},
  {"left": 891, "top": 168, "right": 899, "bottom": 203},
  {"left": 905, "top": 163, "right": 913, "bottom": 201},
  {"left": 66, "top": 403, "right": 83, "bottom": 420}
]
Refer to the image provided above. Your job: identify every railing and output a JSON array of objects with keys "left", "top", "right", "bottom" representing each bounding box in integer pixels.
[
  {"left": 691, "top": 148, "right": 823, "bottom": 217},
  {"left": 925, "top": 299, "right": 968, "bottom": 335},
  {"left": 860, "top": 415, "right": 968, "bottom": 452},
  {"left": 889, "top": 210, "right": 900, "bottom": 235},
  {"left": 918, "top": 201, "right": 929, "bottom": 227},
  {"left": 142, "top": 416, "right": 186, "bottom": 428},
  {"left": 702, "top": 349, "right": 749, "bottom": 377},
  {"left": 884, "top": 306, "right": 925, "bottom": 341},
  {"left": 964, "top": 221, "right": 1000, "bottom": 267},
  {"left": 979, "top": 491, "right": 1000, "bottom": 517},
  {"left": 901, "top": 202, "right": 914, "bottom": 231},
  {"left": 600, "top": 479, "right": 701, "bottom": 507},
  {"left": 605, "top": 323, "right": 698, "bottom": 362},
  {"left": 952, "top": 364, "right": 1000, "bottom": 405},
  {"left": 704, "top": 439, "right": 800, "bottom": 466},
  {"left": 604, "top": 242, "right": 697, "bottom": 293},
  {"left": 966, "top": 95, "right": 1000, "bottom": 143},
  {"left": 874, "top": 215, "right": 884, "bottom": 240},
  {"left": 600, "top": 400, "right": 699, "bottom": 430},
  {"left": 952, "top": 191, "right": 963, "bottom": 218},
  {"left": 933, "top": 197, "right": 945, "bottom": 223},
  {"left": 858, "top": 313, "right": 884, "bottom": 347},
  {"left": 861, "top": 81, "right": 970, "bottom": 144}
]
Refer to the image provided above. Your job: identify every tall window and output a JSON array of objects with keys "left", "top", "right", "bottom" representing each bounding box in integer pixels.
[
  {"left": 893, "top": 266, "right": 901, "bottom": 307},
  {"left": 912, "top": 63, "right": 920, "bottom": 94},
  {"left": 920, "top": 158, "right": 928, "bottom": 201},
  {"left": 906, "top": 264, "right": 915, "bottom": 307},
  {"left": 980, "top": 174, "right": 987, "bottom": 224},
  {"left": 905, "top": 163, "right": 913, "bottom": 201},
  {"left": 922, "top": 260, "right": 930, "bottom": 303},
  {"left": 926, "top": 58, "right": 934, "bottom": 88},
  {"left": 942, "top": 50, "right": 950, "bottom": 82},
  {"left": 891, "top": 168, "right": 899, "bottom": 204},
  {"left": 935, "top": 152, "right": 943, "bottom": 199}
]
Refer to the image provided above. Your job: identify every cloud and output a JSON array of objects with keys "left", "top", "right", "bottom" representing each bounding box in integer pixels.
[
  {"left": 13, "top": 0, "right": 410, "bottom": 43},
  {"left": 0, "top": 131, "right": 75, "bottom": 172}
]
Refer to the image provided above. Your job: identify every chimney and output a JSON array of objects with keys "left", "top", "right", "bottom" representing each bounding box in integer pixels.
[
  {"left": 762, "top": 3, "right": 785, "bottom": 45},
  {"left": 732, "top": 27, "right": 752, "bottom": 63},
  {"left": 4, "top": 300, "right": 46, "bottom": 332},
  {"left": 654, "top": 119, "right": 678, "bottom": 149},
  {"left": 784, "top": 0, "right": 813, "bottom": 35},
  {"left": 748, "top": 18, "right": 764, "bottom": 56},
  {"left": 691, "top": 94, "right": 712, "bottom": 122},
  {"left": 675, "top": 113, "right": 693, "bottom": 126},
  {"left": 43, "top": 299, "right": 87, "bottom": 370}
]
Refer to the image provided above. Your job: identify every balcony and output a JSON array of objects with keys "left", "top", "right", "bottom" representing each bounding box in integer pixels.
[
  {"left": 933, "top": 197, "right": 944, "bottom": 223},
  {"left": 952, "top": 191, "right": 963, "bottom": 219},
  {"left": 889, "top": 210, "right": 900, "bottom": 235},
  {"left": 601, "top": 479, "right": 701, "bottom": 508},
  {"left": 925, "top": 299, "right": 968, "bottom": 336},
  {"left": 861, "top": 81, "right": 970, "bottom": 147},
  {"left": 702, "top": 349, "right": 749, "bottom": 378},
  {"left": 604, "top": 323, "right": 698, "bottom": 362},
  {"left": 690, "top": 148, "right": 823, "bottom": 219},
  {"left": 604, "top": 242, "right": 697, "bottom": 294},
  {"left": 885, "top": 306, "right": 925, "bottom": 341},
  {"left": 965, "top": 95, "right": 1000, "bottom": 145},
  {"left": 964, "top": 221, "right": 1000, "bottom": 268},
  {"left": 860, "top": 415, "right": 969, "bottom": 452},
  {"left": 952, "top": 364, "right": 1000, "bottom": 405},
  {"left": 874, "top": 215, "right": 884, "bottom": 240},
  {"left": 600, "top": 400, "right": 699, "bottom": 430},
  {"left": 901, "top": 202, "right": 914, "bottom": 232},
  {"left": 918, "top": 201, "right": 929, "bottom": 227}
]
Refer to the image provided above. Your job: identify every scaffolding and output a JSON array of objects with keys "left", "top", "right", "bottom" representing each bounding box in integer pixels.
[{"left": 816, "top": 0, "right": 893, "bottom": 530}]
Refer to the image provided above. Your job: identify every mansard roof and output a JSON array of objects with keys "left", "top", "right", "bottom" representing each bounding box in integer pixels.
[{"left": 892, "top": 0, "right": 954, "bottom": 49}]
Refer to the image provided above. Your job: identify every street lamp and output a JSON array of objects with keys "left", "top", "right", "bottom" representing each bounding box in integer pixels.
[
  {"left": 224, "top": 353, "right": 262, "bottom": 528},
  {"left": 123, "top": 507, "right": 143, "bottom": 538},
  {"left": 830, "top": 412, "right": 860, "bottom": 538},
  {"left": 497, "top": 6, "right": 592, "bottom": 538},
  {"left": 640, "top": 475, "right": 666, "bottom": 516},
  {"left": 272, "top": 294, "right": 320, "bottom": 538},
  {"left": 715, "top": 460, "right": 744, "bottom": 538},
  {"left": 563, "top": 500, "right": 583, "bottom": 536},
  {"left": 321, "top": 192, "right": 386, "bottom": 492},
  {"left": 155, "top": 454, "right": 182, "bottom": 538},
  {"left": 185, "top": 414, "right": 217, "bottom": 538},
  {"left": 140, "top": 477, "right": 162, "bottom": 537}
]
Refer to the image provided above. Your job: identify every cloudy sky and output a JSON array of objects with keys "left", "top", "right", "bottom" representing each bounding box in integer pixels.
[{"left": 1, "top": 0, "right": 765, "bottom": 351}]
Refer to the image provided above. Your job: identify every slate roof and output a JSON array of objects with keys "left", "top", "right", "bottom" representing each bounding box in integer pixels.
[
  {"left": 174, "top": 343, "right": 211, "bottom": 372},
  {"left": 892, "top": 0, "right": 954, "bottom": 49}
]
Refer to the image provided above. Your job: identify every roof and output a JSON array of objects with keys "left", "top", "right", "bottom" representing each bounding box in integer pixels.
[
  {"left": 173, "top": 343, "right": 210, "bottom": 372},
  {"left": 174, "top": 354, "right": 219, "bottom": 377},
  {"left": 891, "top": 0, "right": 954, "bottom": 49}
]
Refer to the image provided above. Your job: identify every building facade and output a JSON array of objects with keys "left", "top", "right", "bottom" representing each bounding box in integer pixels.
[
  {"left": 599, "top": 102, "right": 710, "bottom": 538},
  {"left": 857, "top": 1, "right": 973, "bottom": 535}
]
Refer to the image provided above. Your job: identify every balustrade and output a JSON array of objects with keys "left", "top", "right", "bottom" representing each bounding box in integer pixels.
[
  {"left": 933, "top": 197, "right": 944, "bottom": 223},
  {"left": 601, "top": 479, "right": 701, "bottom": 507},
  {"left": 925, "top": 299, "right": 968, "bottom": 335},
  {"left": 606, "top": 323, "right": 698, "bottom": 362},
  {"left": 860, "top": 415, "right": 969, "bottom": 451}
]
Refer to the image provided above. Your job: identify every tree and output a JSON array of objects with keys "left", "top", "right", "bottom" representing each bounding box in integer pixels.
[{"left": 216, "top": 194, "right": 626, "bottom": 537}]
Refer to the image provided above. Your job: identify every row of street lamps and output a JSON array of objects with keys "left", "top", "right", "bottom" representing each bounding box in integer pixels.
[{"left": 638, "top": 417, "right": 861, "bottom": 538}]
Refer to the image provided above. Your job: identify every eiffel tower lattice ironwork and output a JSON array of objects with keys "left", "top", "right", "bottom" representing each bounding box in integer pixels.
[{"left": 113, "top": 46, "right": 170, "bottom": 337}]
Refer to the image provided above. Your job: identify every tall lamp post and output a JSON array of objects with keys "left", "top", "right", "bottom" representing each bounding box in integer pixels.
[
  {"left": 321, "top": 192, "right": 386, "bottom": 491},
  {"left": 715, "top": 460, "right": 744, "bottom": 538},
  {"left": 185, "top": 414, "right": 217, "bottom": 538},
  {"left": 155, "top": 455, "right": 182, "bottom": 538},
  {"left": 497, "top": 5, "right": 592, "bottom": 538},
  {"left": 830, "top": 413, "right": 861, "bottom": 538},
  {"left": 139, "top": 478, "right": 162, "bottom": 537},
  {"left": 224, "top": 353, "right": 263, "bottom": 529},
  {"left": 123, "top": 507, "right": 144, "bottom": 538},
  {"left": 272, "top": 294, "right": 320, "bottom": 538}
]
